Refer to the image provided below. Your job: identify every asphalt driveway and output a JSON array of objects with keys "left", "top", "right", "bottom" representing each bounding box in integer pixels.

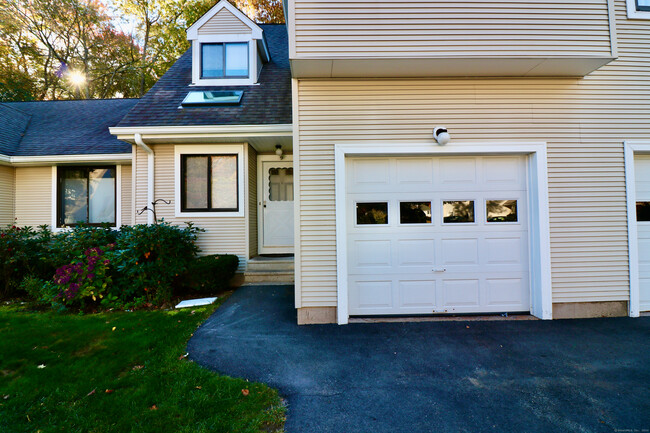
[{"left": 187, "top": 285, "right": 650, "bottom": 433}]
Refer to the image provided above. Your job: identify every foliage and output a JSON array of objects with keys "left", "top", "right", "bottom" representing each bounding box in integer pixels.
[
  {"left": 46, "top": 224, "right": 118, "bottom": 270},
  {"left": 0, "top": 225, "right": 51, "bottom": 297},
  {"left": 0, "top": 302, "right": 286, "bottom": 432},
  {"left": 185, "top": 254, "right": 239, "bottom": 293},
  {"left": 0, "top": 0, "right": 285, "bottom": 101},
  {"left": 50, "top": 245, "right": 114, "bottom": 308},
  {"left": 110, "top": 222, "right": 202, "bottom": 305}
]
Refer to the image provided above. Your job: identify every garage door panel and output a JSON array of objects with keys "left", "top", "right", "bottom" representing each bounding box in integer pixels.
[
  {"left": 483, "top": 156, "right": 525, "bottom": 186},
  {"left": 352, "top": 239, "right": 392, "bottom": 268},
  {"left": 485, "top": 237, "right": 527, "bottom": 265},
  {"left": 440, "top": 158, "right": 477, "bottom": 186},
  {"left": 397, "top": 239, "right": 435, "bottom": 267},
  {"left": 396, "top": 158, "right": 434, "bottom": 186},
  {"left": 398, "top": 280, "right": 437, "bottom": 308},
  {"left": 486, "top": 278, "right": 528, "bottom": 306},
  {"left": 354, "top": 280, "right": 393, "bottom": 310},
  {"left": 442, "top": 279, "right": 481, "bottom": 307},
  {"left": 636, "top": 155, "right": 650, "bottom": 312},
  {"left": 349, "top": 159, "right": 390, "bottom": 187},
  {"left": 440, "top": 238, "right": 479, "bottom": 265}
]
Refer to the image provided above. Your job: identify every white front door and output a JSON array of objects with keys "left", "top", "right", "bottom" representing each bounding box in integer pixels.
[
  {"left": 259, "top": 158, "right": 294, "bottom": 254},
  {"left": 635, "top": 155, "right": 650, "bottom": 312},
  {"left": 346, "top": 155, "right": 530, "bottom": 316}
]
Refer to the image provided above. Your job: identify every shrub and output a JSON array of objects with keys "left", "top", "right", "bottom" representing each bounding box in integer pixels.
[
  {"left": 109, "top": 222, "right": 202, "bottom": 305},
  {"left": 46, "top": 225, "right": 117, "bottom": 271},
  {"left": 0, "top": 225, "right": 51, "bottom": 298},
  {"left": 185, "top": 254, "right": 239, "bottom": 293},
  {"left": 48, "top": 246, "right": 114, "bottom": 308}
]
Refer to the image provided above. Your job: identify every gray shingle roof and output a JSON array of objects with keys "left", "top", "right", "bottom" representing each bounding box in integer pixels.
[
  {"left": 116, "top": 24, "right": 291, "bottom": 128},
  {"left": 2, "top": 98, "right": 138, "bottom": 156},
  {"left": 0, "top": 104, "right": 31, "bottom": 155}
]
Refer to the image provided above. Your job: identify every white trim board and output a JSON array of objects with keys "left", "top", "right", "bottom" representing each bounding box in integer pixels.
[
  {"left": 0, "top": 153, "right": 131, "bottom": 167},
  {"left": 624, "top": 141, "right": 650, "bottom": 318},
  {"left": 333, "top": 142, "right": 552, "bottom": 325},
  {"left": 627, "top": 0, "right": 650, "bottom": 19}
]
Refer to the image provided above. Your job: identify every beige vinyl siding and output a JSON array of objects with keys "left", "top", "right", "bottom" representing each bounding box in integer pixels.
[
  {"left": 198, "top": 8, "right": 252, "bottom": 35},
  {"left": 120, "top": 164, "right": 132, "bottom": 226},
  {"left": 14, "top": 166, "right": 51, "bottom": 228},
  {"left": 291, "top": 0, "right": 614, "bottom": 58},
  {"left": 248, "top": 145, "right": 258, "bottom": 258},
  {"left": 294, "top": 1, "right": 648, "bottom": 307},
  {"left": 0, "top": 166, "right": 15, "bottom": 227},
  {"left": 134, "top": 145, "right": 249, "bottom": 272}
]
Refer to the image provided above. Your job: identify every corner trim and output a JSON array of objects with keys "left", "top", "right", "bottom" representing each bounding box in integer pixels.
[{"left": 333, "top": 142, "right": 553, "bottom": 325}]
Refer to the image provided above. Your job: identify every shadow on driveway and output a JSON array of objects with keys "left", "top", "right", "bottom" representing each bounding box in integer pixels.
[{"left": 188, "top": 285, "right": 650, "bottom": 433}]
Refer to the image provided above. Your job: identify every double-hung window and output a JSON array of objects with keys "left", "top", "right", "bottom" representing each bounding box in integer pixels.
[
  {"left": 201, "top": 42, "right": 249, "bottom": 79},
  {"left": 637, "top": 0, "right": 650, "bottom": 11},
  {"left": 181, "top": 155, "right": 239, "bottom": 212},
  {"left": 58, "top": 166, "right": 116, "bottom": 227}
]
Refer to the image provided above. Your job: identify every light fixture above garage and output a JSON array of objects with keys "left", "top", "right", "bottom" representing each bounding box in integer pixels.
[{"left": 433, "top": 126, "right": 451, "bottom": 145}]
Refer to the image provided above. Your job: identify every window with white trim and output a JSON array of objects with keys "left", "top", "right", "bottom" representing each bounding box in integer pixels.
[
  {"left": 201, "top": 42, "right": 249, "bottom": 79},
  {"left": 181, "top": 154, "right": 239, "bottom": 212},
  {"left": 628, "top": 0, "right": 650, "bottom": 18},
  {"left": 57, "top": 166, "right": 116, "bottom": 227}
]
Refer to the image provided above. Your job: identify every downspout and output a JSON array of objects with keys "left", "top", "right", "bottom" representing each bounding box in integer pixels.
[{"left": 134, "top": 133, "right": 154, "bottom": 225}]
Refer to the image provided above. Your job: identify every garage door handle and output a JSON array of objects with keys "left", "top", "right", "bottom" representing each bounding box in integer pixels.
[{"left": 432, "top": 268, "right": 446, "bottom": 273}]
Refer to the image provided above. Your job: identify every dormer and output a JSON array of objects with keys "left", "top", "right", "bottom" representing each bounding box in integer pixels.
[{"left": 187, "top": 0, "right": 270, "bottom": 86}]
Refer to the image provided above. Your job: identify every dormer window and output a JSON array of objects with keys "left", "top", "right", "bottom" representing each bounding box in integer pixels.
[
  {"left": 186, "top": 0, "right": 269, "bottom": 86},
  {"left": 201, "top": 42, "right": 249, "bottom": 79}
]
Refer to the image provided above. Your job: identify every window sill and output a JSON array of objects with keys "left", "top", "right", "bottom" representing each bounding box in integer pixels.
[
  {"left": 175, "top": 211, "right": 244, "bottom": 218},
  {"left": 190, "top": 78, "right": 258, "bottom": 86}
]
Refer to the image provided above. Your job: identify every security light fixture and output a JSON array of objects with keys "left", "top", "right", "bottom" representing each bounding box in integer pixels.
[
  {"left": 433, "top": 126, "right": 451, "bottom": 145},
  {"left": 275, "top": 144, "right": 284, "bottom": 160}
]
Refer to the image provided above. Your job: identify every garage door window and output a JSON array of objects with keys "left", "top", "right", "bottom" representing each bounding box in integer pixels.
[
  {"left": 443, "top": 200, "right": 474, "bottom": 223},
  {"left": 486, "top": 200, "right": 518, "bottom": 223},
  {"left": 400, "top": 202, "right": 431, "bottom": 224},
  {"left": 638, "top": 202, "right": 650, "bottom": 221},
  {"left": 356, "top": 202, "right": 388, "bottom": 225}
]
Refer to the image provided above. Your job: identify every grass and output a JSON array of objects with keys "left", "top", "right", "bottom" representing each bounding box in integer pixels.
[{"left": 0, "top": 297, "right": 285, "bottom": 433}]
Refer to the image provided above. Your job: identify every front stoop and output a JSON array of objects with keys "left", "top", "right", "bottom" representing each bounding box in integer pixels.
[{"left": 244, "top": 256, "right": 295, "bottom": 284}]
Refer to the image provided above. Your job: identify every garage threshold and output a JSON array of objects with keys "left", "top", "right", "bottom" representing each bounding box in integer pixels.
[{"left": 349, "top": 314, "right": 539, "bottom": 323}]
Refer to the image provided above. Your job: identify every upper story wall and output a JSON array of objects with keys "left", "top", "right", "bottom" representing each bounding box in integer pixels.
[{"left": 287, "top": 0, "right": 618, "bottom": 77}]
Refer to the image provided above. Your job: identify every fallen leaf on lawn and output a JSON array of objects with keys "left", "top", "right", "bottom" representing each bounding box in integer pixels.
[
  {"left": 132, "top": 365, "right": 144, "bottom": 371},
  {"left": 37, "top": 364, "right": 46, "bottom": 369},
  {"left": 105, "top": 389, "right": 114, "bottom": 394},
  {"left": 3, "top": 395, "right": 9, "bottom": 400},
  {"left": 466, "top": 326, "right": 470, "bottom": 329},
  {"left": 241, "top": 389, "right": 249, "bottom": 396},
  {"left": 150, "top": 405, "right": 158, "bottom": 410},
  {"left": 87, "top": 389, "right": 96, "bottom": 397},
  {"left": 179, "top": 353, "right": 188, "bottom": 360},
  {"left": 112, "top": 327, "right": 116, "bottom": 331},
  {"left": 177, "top": 320, "right": 181, "bottom": 323},
  {"left": 195, "top": 386, "right": 202, "bottom": 390}
]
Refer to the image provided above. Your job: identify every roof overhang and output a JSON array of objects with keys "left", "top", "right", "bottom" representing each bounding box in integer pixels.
[
  {"left": 187, "top": 0, "right": 264, "bottom": 40},
  {"left": 110, "top": 124, "right": 293, "bottom": 152},
  {"left": 0, "top": 153, "right": 132, "bottom": 167},
  {"left": 290, "top": 56, "right": 617, "bottom": 78}
]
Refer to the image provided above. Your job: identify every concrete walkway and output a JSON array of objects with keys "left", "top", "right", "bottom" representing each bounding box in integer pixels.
[{"left": 187, "top": 285, "right": 650, "bottom": 433}]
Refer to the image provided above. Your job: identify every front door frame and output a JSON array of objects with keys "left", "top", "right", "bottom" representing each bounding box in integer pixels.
[
  {"left": 257, "top": 154, "right": 294, "bottom": 254},
  {"left": 334, "top": 142, "right": 553, "bottom": 325},
  {"left": 624, "top": 140, "right": 650, "bottom": 317}
]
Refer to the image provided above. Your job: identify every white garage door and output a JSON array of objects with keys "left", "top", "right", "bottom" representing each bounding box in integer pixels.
[
  {"left": 346, "top": 155, "right": 530, "bottom": 316},
  {"left": 635, "top": 155, "right": 650, "bottom": 312}
]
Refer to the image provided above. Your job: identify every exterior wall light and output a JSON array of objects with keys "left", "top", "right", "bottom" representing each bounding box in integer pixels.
[
  {"left": 433, "top": 126, "right": 451, "bottom": 145},
  {"left": 275, "top": 144, "right": 284, "bottom": 159}
]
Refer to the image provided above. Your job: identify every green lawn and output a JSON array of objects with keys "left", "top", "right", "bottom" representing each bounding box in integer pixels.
[{"left": 0, "top": 298, "right": 285, "bottom": 433}]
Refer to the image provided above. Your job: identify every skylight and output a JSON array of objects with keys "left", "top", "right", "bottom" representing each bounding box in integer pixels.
[{"left": 181, "top": 90, "right": 243, "bottom": 106}]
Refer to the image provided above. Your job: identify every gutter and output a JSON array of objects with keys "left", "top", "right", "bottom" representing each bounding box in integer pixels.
[
  {"left": 134, "top": 133, "right": 155, "bottom": 225},
  {"left": 109, "top": 124, "right": 293, "bottom": 138}
]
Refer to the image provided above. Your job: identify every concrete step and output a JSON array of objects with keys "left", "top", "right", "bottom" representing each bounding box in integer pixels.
[
  {"left": 247, "top": 257, "right": 294, "bottom": 272},
  {"left": 243, "top": 270, "right": 294, "bottom": 284}
]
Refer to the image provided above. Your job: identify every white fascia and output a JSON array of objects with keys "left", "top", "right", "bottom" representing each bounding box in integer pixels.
[
  {"left": 0, "top": 153, "right": 131, "bottom": 167},
  {"left": 110, "top": 124, "right": 293, "bottom": 139},
  {"left": 333, "top": 142, "right": 552, "bottom": 325}
]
